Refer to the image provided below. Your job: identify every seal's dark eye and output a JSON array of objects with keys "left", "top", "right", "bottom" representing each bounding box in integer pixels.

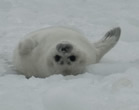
[
  {"left": 54, "top": 55, "right": 61, "bottom": 62},
  {"left": 69, "top": 55, "right": 76, "bottom": 62}
]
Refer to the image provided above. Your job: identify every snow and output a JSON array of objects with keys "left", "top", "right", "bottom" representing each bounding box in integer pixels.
[{"left": 0, "top": 0, "right": 139, "bottom": 110}]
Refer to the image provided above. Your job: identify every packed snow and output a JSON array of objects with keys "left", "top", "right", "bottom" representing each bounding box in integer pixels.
[{"left": 0, "top": 0, "right": 139, "bottom": 110}]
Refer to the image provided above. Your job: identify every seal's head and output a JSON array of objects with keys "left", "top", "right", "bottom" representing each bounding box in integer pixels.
[{"left": 47, "top": 41, "right": 87, "bottom": 76}]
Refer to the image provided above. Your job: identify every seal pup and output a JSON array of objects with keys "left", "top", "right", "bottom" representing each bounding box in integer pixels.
[{"left": 13, "top": 27, "right": 121, "bottom": 78}]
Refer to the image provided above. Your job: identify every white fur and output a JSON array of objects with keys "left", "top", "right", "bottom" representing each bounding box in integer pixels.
[{"left": 13, "top": 27, "right": 121, "bottom": 78}]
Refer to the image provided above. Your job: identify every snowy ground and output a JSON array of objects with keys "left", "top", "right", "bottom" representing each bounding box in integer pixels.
[{"left": 0, "top": 0, "right": 139, "bottom": 110}]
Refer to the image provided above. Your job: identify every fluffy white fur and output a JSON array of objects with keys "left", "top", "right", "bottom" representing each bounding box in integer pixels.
[{"left": 13, "top": 27, "right": 121, "bottom": 78}]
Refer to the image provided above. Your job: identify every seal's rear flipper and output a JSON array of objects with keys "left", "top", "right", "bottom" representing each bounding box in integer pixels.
[{"left": 94, "top": 27, "right": 121, "bottom": 62}]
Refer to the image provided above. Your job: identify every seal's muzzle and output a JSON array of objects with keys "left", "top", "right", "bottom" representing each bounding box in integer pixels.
[{"left": 56, "top": 43, "right": 73, "bottom": 53}]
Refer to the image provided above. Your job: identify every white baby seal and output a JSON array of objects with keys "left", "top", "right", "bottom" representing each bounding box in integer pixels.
[{"left": 13, "top": 27, "right": 121, "bottom": 78}]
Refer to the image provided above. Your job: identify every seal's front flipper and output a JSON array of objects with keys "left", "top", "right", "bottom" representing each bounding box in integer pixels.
[
  {"left": 18, "top": 38, "right": 38, "bottom": 56},
  {"left": 94, "top": 27, "right": 121, "bottom": 62}
]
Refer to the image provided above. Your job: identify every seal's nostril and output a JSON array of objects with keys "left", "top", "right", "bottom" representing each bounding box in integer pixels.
[{"left": 56, "top": 43, "right": 73, "bottom": 53}]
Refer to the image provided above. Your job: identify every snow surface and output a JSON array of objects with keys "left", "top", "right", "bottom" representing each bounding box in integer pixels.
[{"left": 0, "top": 0, "right": 139, "bottom": 110}]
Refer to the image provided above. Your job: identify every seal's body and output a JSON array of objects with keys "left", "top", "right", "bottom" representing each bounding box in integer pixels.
[{"left": 13, "top": 27, "right": 121, "bottom": 78}]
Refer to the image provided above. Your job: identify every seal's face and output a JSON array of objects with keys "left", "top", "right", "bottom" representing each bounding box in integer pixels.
[{"left": 47, "top": 41, "right": 86, "bottom": 76}]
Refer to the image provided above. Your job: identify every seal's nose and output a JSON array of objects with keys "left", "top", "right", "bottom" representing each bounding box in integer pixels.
[{"left": 56, "top": 43, "right": 73, "bottom": 53}]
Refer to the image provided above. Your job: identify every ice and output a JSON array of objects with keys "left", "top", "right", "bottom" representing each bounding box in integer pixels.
[{"left": 0, "top": 0, "right": 139, "bottom": 110}]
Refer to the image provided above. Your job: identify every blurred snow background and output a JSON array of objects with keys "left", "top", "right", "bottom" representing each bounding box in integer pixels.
[{"left": 0, "top": 0, "right": 139, "bottom": 110}]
